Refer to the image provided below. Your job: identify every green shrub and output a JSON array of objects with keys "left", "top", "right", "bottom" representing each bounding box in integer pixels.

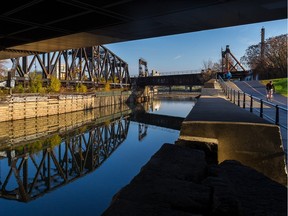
[
  {"left": 14, "top": 84, "right": 25, "bottom": 93},
  {"left": 0, "top": 89, "right": 9, "bottom": 95},
  {"left": 75, "top": 84, "right": 87, "bottom": 93},
  {"left": 104, "top": 82, "right": 111, "bottom": 91},
  {"left": 29, "top": 72, "right": 43, "bottom": 93},
  {"left": 49, "top": 76, "right": 61, "bottom": 92},
  {"left": 45, "top": 134, "right": 62, "bottom": 148},
  {"left": 273, "top": 78, "right": 287, "bottom": 96}
]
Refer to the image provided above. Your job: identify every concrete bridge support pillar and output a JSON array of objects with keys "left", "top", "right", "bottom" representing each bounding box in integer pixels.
[
  {"left": 131, "top": 86, "right": 153, "bottom": 103},
  {"left": 141, "top": 86, "right": 152, "bottom": 102}
]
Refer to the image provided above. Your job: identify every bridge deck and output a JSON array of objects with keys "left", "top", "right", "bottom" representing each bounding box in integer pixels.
[{"left": 132, "top": 73, "right": 204, "bottom": 86}]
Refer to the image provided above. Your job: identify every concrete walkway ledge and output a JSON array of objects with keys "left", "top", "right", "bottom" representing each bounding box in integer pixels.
[{"left": 180, "top": 97, "right": 287, "bottom": 185}]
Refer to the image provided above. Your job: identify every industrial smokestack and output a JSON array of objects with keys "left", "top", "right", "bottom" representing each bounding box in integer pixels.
[{"left": 261, "top": 27, "right": 265, "bottom": 60}]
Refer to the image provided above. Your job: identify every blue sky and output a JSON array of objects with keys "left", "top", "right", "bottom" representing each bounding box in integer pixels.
[{"left": 106, "top": 18, "right": 287, "bottom": 76}]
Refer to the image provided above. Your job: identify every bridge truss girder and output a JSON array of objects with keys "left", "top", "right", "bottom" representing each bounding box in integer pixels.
[
  {"left": 133, "top": 73, "right": 204, "bottom": 87},
  {"left": 0, "top": 117, "right": 130, "bottom": 202},
  {"left": 10, "top": 45, "right": 130, "bottom": 85}
]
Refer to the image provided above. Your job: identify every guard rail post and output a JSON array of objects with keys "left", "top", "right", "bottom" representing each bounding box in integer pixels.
[
  {"left": 250, "top": 95, "right": 253, "bottom": 112},
  {"left": 237, "top": 91, "right": 240, "bottom": 106},
  {"left": 275, "top": 105, "right": 279, "bottom": 125},
  {"left": 260, "top": 99, "right": 263, "bottom": 118}
]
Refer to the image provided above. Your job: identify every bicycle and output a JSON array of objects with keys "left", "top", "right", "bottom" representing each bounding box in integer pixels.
[{"left": 266, "top": 89, "right": 273, "bottom": 101}]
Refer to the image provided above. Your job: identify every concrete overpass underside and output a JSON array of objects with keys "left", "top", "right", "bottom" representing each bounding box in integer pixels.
[{"left": 0, "top": 0, "right": 287, "bottom": 60}]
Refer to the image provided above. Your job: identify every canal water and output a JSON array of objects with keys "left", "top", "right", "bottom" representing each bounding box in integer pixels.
[{"left": 0, "top": 98, "right": 195, "bottom": 216}]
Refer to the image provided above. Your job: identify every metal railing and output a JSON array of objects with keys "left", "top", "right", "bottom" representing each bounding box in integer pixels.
[
  {"left": 159, "top": 69, "right": 201, "bottom": 76},
  {"left": 130, "top": 70, "right": 201, "bottom": 78},
  {"left": 218, "top": 75, "right": 287, "bottom": 130}
]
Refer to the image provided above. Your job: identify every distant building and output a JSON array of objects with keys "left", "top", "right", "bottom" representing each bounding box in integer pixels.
[
  {"left": 151, "top": 69, "right": 160, "bottom": 94},
  {"left": 50, "top": 63, "right": 66, "bottom": 79},
  {"left": 151, "top": 69, "right": 160, "bottom": 76}
]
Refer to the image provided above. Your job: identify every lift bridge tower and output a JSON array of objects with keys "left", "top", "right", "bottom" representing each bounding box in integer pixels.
[
  {"left": 139, "top": 58, "right": 149, "bottom": 77},
  {"left": 221, "top": 45, "right": 251, "bottom": 80}
]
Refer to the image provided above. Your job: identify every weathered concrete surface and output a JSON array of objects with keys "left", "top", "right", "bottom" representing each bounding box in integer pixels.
[
  {"left": 102, "top": 143, "right": 287, "bottom": 216},
  {"left": 103, "top": 81, "right": 287, "bottom": 215},
  {"left": 201, "top": 79, "right": 223, "bottom": 97},
  {"left": 180, "top": 97, "right": 287, "bottom": 185}
]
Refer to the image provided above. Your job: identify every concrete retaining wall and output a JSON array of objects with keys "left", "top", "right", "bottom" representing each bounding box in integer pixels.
[
  {"left": 0, "top": 103, "right": 131, "bottom": 149},
  {"left": 0, "top": 90, "right": 131, "bottom": 122}
]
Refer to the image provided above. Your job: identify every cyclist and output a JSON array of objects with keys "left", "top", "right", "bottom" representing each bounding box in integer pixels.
[{"left": 266, "top": 80, "right": 275, "bottom": 101}]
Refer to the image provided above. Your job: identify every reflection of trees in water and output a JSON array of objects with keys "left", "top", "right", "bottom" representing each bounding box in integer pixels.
[
  {"left": 0, "top": 116, "right": 130, "bottom": 202},
  {"left": 15, "top": 135, "right": 62, "bottom": 155}
]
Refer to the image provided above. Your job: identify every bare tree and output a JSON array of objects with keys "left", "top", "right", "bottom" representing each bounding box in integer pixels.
[
  {"left": 241, "top": 34, "right": 287, "bottom": 78},
  {"left": 0, "top": 60, "right": 8, "bottom": 80},
  {"left": 212, "top": 60, "right": 222, "bottom": 72},
  {"left": 265, "top": 35, "right": 287, "bottom": 75},
  {"left": 201, "top": 59, "right": 217, "bottom": 82}
]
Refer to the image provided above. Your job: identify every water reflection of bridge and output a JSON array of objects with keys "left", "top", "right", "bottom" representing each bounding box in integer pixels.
[
  {"left": 131, "top": 113, "right": 184, "bottom": 131},
  {"left": 0, "top": 108, "right": 131, "bottom": 202},
  {"left": 0, "top": 100, "right": 187, "bottom": 202}
]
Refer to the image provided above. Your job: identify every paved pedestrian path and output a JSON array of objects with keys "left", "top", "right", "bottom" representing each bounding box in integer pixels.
[
  {"left": 184, "top": 97, "right": 270, "bottom": 124},
  {"left": 222, "top": 80, "right": 287, "bottom": 160},
  {"left": 233, "top": 80, "right": 287, "bottom": 107}
]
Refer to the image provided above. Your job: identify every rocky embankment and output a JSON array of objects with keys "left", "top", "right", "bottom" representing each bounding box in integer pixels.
[{"left": 102, "top": 141, "right": 287, "bottom": 216}]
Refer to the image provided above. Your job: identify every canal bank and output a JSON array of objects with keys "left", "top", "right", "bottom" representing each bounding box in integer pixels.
[
  {"left": 0, "top": 90, "right": 131, "bottom": 122},
  {"left": 102, "top": 80, "right": 287, "bottom": 216},
  {"left": 0, "top": 96, "right": 190, "bottom": 216}
]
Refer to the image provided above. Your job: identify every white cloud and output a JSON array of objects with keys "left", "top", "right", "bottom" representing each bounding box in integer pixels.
[{"left": 174, "top": 55, "right": 181, "bottom": 60}]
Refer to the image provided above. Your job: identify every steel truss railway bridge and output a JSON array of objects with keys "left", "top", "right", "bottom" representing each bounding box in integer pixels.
[
  {"left": 7, "top": 45, "right": 130, "bottom": 88},
  {"left": 6, "top": 48, "right": 251, "bottom": 89}
]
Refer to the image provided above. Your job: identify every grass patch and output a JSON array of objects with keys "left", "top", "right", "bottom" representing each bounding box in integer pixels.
[{"left": 260, "top": 78, "right": 288, "bottom": 97}]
